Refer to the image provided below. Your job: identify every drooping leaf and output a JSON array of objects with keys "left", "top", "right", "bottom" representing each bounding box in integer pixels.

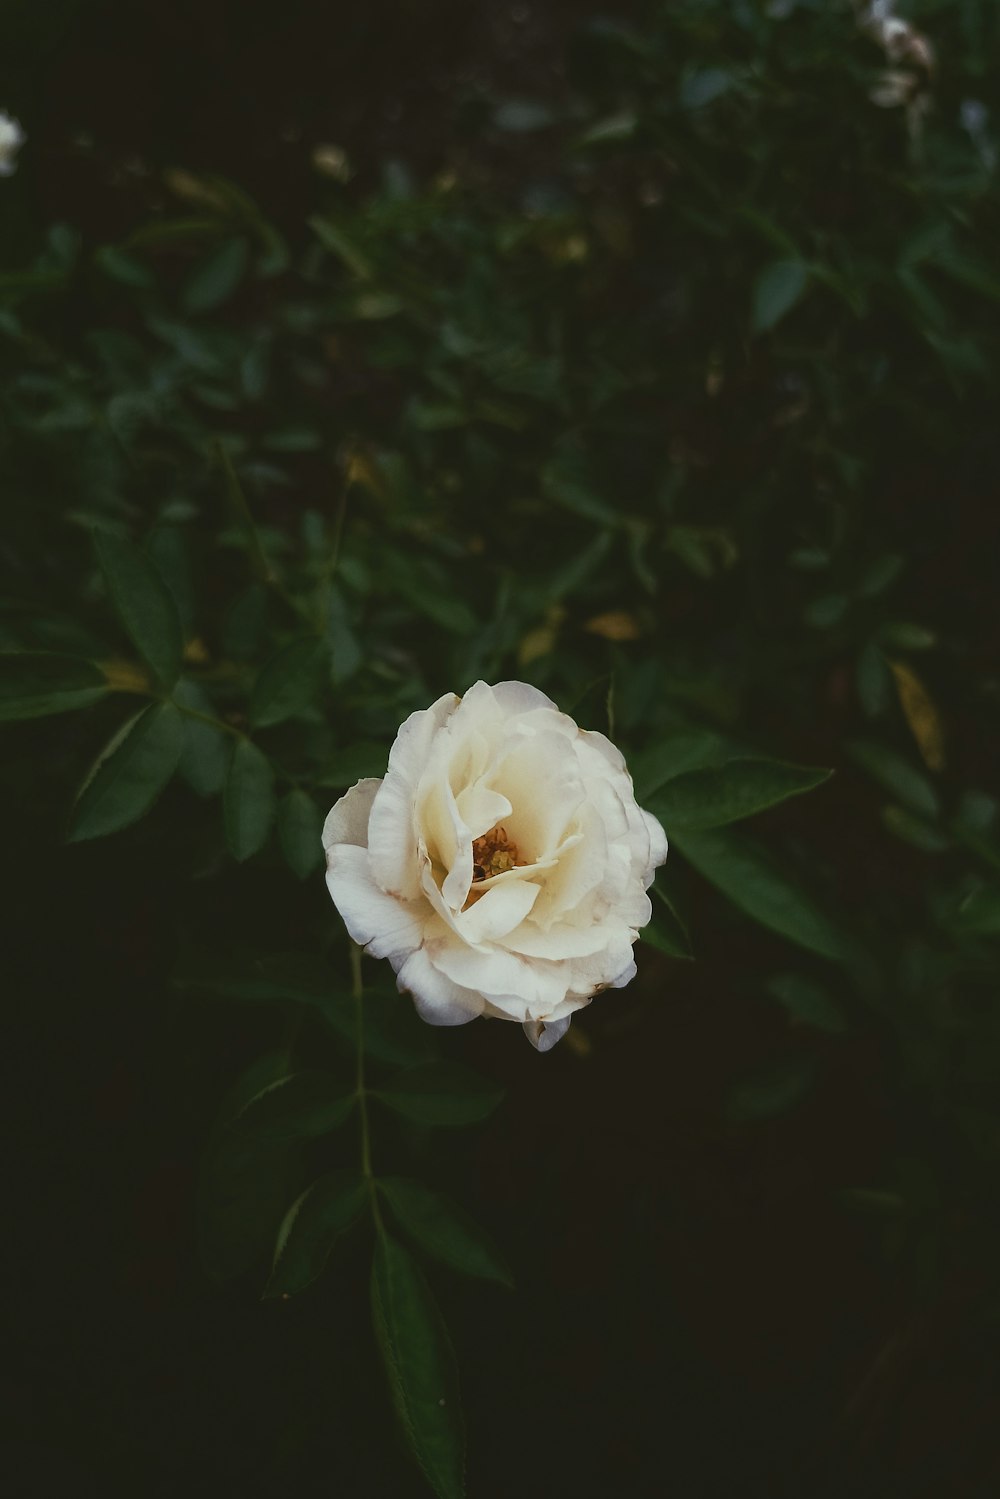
[
  {"left": 174, "top": 680, "right": 228, "bottom": 797},
  {"left": 278, "top": 789, "right": 324, "bottom": 879},
  {"left": 230, "top": 1071, "right": 355, "bottom": 1144},
  {"left": 0, "top": 652, "right": 107, "bottom": 721},
  {"left": 68, "top": 702, "right": 185, "bottom": 841},
  {"left": 647, "top": 758, "right": 832, "bottom": 831},
  {"left": 224, "top": 738, "right": 275, "bottom": 860},
  {"left": 175, "top": 948, "right": 335, "bottom": 1008},
  {"left": 882, "top": 805, "right": 951, "bottom": 853},
  {"left": 765, "top": 973, "right": 848, "bottom": 1034},
  {"left": 250, "top": 637, "right": 328, "bottom": 728},
  {"left": 373, "top": 1063, "right": 504, "bottom": 1127},
  {"left": 264, "top": 1170, "right": 369, "bottom": 1298},
  {"left": 145, "top": 526, "right": 196, "bottom": 640},
  {"left": 642, "top": 884, "right": 693, "bottom": 959},
  {"left": 378, "top": 1178, "right": 513, "bottom": 1288},
  {"left": 371, "top": 1232, "right": 465, "bottom": 1499},
  {"left": 674, "top": 825, "right": 851, "bottom": 962},
  {"left": 845, "top": 739, "right": 940, "bottom": 820},
  {"left": 179, "top": 236, "right": 250, "bottom": 314},
  {"left": 949, "top": 883, "right": 1000, "bottom": 938},
  {"left": 92, "top": 528, "right": 182, "bottom": 689},
  {"left": 629, "top": 729, "right": 736, "bottom": 801},
  {"left": 888, "top": 660, "right": 946, "bottom": 771},
  {"left": 752, "top": 259, "right": 809, "bottom": 333},
  {"left": 199, "top": 1050, "right": 301, "bottom": 1284}
]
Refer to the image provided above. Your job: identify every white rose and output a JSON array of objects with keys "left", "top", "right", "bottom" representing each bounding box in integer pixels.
[
  {"left": 323, "top": 680, "right": 667, "bottom": 1051},
  {"left": 0, "top": 112, "right": 25, "bottom": 178}
]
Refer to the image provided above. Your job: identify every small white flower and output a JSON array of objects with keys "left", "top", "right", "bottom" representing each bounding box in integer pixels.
[
  {"left": 323, "top": 681, "right": 668, "bottom": 1052},
  {"left": 0, "top": 111, "right": 25, "bottom": 177}
]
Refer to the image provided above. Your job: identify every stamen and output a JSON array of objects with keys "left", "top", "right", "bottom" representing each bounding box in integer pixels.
[{"left": 470, "top": 824, "right": 522, "bottom": 884}]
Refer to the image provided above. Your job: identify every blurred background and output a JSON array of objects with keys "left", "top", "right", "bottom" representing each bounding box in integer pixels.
[{"left": 4, "top": 1, "right": 1000, "bottom": 1495}]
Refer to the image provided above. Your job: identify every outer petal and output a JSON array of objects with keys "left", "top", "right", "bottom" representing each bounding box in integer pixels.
[
  {"left": 489, "top": 679, "right": 560, "bottom": 716},
  {"left": 325, "top": 845, "right": 424, "bottom": 965},
  {"left": 641, "top": 809, "right": 669, "bottom": 880},
  {"left": 396, "top": 946, "right": 485, "bottom": 1027},
  {"left": 368, "top": 693, "right": 459, "bottom": 899},
  {"left": 430, "top": 939, "right": 569, "bottom": 1013},
  {"left": 322, "top": 778, "right": 382, "bottom": 850},
  {"left": 523, "top": 1015, "right": 573, "bottom": 1052}
]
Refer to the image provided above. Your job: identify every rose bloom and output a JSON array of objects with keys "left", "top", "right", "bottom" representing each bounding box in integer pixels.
[
  {"left": 323, "top": 681, "right": 667, "bottom": 1051},
  {"left": 0, "top": 112, "right": 25, "bottom": 177}
]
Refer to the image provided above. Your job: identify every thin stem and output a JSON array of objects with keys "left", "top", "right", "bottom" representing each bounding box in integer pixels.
[{"left": 351, "top": 943, "right": 384, "bottom": 1229}]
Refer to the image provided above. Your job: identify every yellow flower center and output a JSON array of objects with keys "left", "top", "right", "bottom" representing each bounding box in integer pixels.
[{"left": 471, "top": 825, "right": 521, "bottom": 884}]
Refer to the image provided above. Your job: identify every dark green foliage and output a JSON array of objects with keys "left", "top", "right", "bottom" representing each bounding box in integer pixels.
[
  {"left": 92, "top": 529, "right": 183, "bottom": 689},
  {"left": 378, "top": 1178, "right": 513, "bottom": 1288},
  {"left": 264, "top": 1171, "right": 369, "bottom": 1299},
  {"left": 5, "top": 2, "right": 1000, "bottom": 1493},
  {"left": 68, "top": 702, "right": 185, "bottom": 841},
  {"left": 373, "top": 1064, "right": 505, "bottom": 1127},
  {"left": 0, "top": 653, "right": 107, "bottom": 720},
  {"left": 371, "top": 1232, "right": 465, "bottom": 1499},
  {"left": 224, "top": 739, "right": 276, "bottom": 860}
]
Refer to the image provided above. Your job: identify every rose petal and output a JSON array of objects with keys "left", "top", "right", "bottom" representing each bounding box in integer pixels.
[
  {"left": 322, "top": 778, "right": 382, "bottom": 849},
  {"left": 430, "top": 938, "right": 569, "bottom": 1011},
  {"left": 396, "top": 946, "right": 485, "bottom": 1026},
  {"left": 368, "top": 693, "right": 459, "bottom": 899},
  {"left": 458, "top": 877, "right": 540, "bottom": 944},
  {"left": 522, "top": 1015, "right": 572, "bottom": 1052},
  {"left": 325, "top": 845, "right": 424, "bottom": 964}
]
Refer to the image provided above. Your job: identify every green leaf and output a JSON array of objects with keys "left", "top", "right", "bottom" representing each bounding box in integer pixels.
[
  {"left": 373, "top": 1063, "right": 504, "bottom": 1127},
  {"left": 629, "top": 729, "right": 735, "bottom": 801},
  {"left": 0, "top": 652, "right": 107, "bottom": 721},
  {"left": 278, "top": 789, "right": 324, "bottom": 879},
  {"left": 881, "top": 805, "right": 950, "bottom": 853},
  {"left": 752, "top": 259, "right": 809, "bottom": 333},
  {"left": 845, "top": 739, "right": 940, "bottom": 820},
  {"left": 224, "top": 738, "right": 275, "bottom": 860},
  {"left": 324, "top": 988, "right": 439, "bottom": 1066},
  {"left": 231, "top": 1071, "right": 355, "bottom": 1144},
  {"left": 145, "top": 526, "right": 196, "bottom": 640},
  {"left": 93, "top": 244, "right": 155, "bottom": 288},
  {"left": 174, "top": 681, "right": 228, "bottom": 797},
  {"left": 950, "top": 884, "right": 1000, "bottom": 938},
  {"left": 316, "top": 741, "right": 387, "bottom": 786},
  {"left": 92, "top": 528, "right": 183, "bottom": 689},
  {"left": 179, "top": 236, "right": 250, "bottom": 314},
  {"left": 308, "top": 216, "right": 374, "bottom": 279},
  {"left": 642, "top": 884, "right": 693, "bottom": 959},
  {"left": 765, "top": 973, "right": 847, "bottom": 1034},
  {"left": 726, "top": 1055, "right": 818, "bottom": 1122},
  {"left": 249, "top": 637, "right": 328, "bottom": 728},
  {"left": 264, "top": 1170, "right": 369, "bottom": 1298},
  {"left": 877, "top": 621, "right": 937, "bottom": 651},
  {"left": 176, "top": 949, "right": 332, "bottom": 1005},
  {"left": 199, "top": 1050, "right": 300, "bottom": 1284},
  {"left": 647, "top": 758, "right": 832, "bottom": 831},
  {"left": 371, "top": 1232, "right": 465, "bottom": 1499},
  {"left": 68, "top": 702, "right": 184, "bottom": 841},
  {"left": 674, "top": 826, "right": 850, "bottom": 962},
  {"left": 378, "top": 1178, "right": 513, "bottom": 1288}
]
